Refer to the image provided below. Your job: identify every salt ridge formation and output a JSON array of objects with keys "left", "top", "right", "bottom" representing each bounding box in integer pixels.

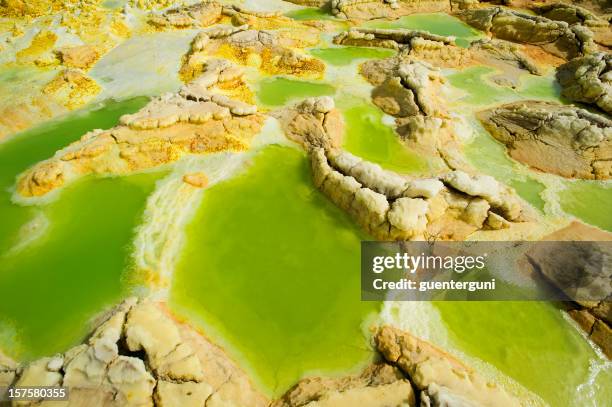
[{"left": 311, "top": 147, "right": 527, "bottom": 240}]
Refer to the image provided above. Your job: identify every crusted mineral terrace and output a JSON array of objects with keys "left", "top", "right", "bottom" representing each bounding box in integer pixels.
[
  {"left": 330, "top": 0, "right": 452, "bottom": 21},
  {"left": 334, "top": 27, "right": 546, "bottom": 85},
  {"left": 311, "top": 148, "right": 529, "bottom": 240},
  {"left": 0, "top": 301, "right": 522, "bottom": 407},
  {"left": 179, "top": 16, "right": 324, "bottom": 81},
  {"left": 357, "top": 51, "right": 468, "bottom": 168},
  {"left": 478, "top": 100, "right": 612, "bottom": 180},
  {"left": 16, "top": 59, "right": 263, "bottom": 198},
  {"left": 272, "top": 96, "right": 344, "bottom": 149},
  {"left": 0, "top": 298, "right": 268, "bottom": 407},
  {"left": 532, "top": 2, "right": 612, "bottom": 47},
  {"left": 458, "top": 6, "right": 598, "bottom": 60},
  {"left": 556, "top": 51, "right": 612, "bottom": 114}
]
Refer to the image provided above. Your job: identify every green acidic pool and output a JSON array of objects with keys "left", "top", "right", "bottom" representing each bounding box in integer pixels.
[
  {"left": 448, "top": 66, "right": 517, "bottom": 106},
  {"left": 310, "top": 46, "right": 396, "bottom": 66},
  {"left": 340, "top": 100, "right": 430, "bottom": 174},
  {"left": 0, "top": 98, "right": 159, "bottom": 359},
  {"left": 285, "top": 7, "right": 333, "bottom": 21},
  {"left": 365, "top": 13, "right": 483, "bottom": 47},
  {"left": 560, "top": 181, "right": 612, "bottom": 232},
  {"left": 448, "top": 66, "right": 563, "bottom": 107},
  {"left": 170, "top": 145, "right": 379, "bottom": 396},
  {"left": 463, "top": 123, "right": 546, "bottom": 211},
  {"left": 435, "top": 301, "right": 610, "bottom": 407},
  {"left": 257, "top": 76, "right": 336, "bottom": 107}
]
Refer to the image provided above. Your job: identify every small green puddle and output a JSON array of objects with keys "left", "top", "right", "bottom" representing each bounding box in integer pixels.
[
  {"left": 509, "top": 179, "right": 546, "bottom": 212},
  {"left": 171, "top": 146, "right": 379, "bottom": 396},
  {"left": 463, "top": 123, "right": 546, "bottom": 211},
  {"left": 448, "top": 66, "right": 516, "bottom": 106},
  {"left": 257, "top": 77, "right": 336, "bottom": 107},
  {"left": 560, "top": 181, "right": 612, "bottom": 232},
  {"left": 0, "top": 97, "right": 157, "bottom": 360},
  {"left": 448, "top": 66, "right": 562, "bottom": 106},
  {"left": 436, "top": 301, "right": 610, "bottom": 407},
  {"left": 364, "top": 13, "right": 483, "bottom": 47},
  {"left": 285, "top": 7, "right": 333, "bottom": 21},
  {"left": 340, "top": 100, "right": 430, "bottom": 174},
  {"left": 310, "top": 46, "right": 395, "bottom": 66}
]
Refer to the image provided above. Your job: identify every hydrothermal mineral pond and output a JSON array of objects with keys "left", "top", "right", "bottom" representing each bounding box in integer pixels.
[
  {"left": 0, "top": 1, "right": 611, "bottom": 406},
  {"left": 171, "top": 146, "right": 379, "bottom": 395},
  {"left": 0, "top": 98, "right": 157, "bottom": 358}
]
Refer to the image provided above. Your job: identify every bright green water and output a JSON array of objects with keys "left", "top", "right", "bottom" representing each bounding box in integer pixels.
[
  {"left": 0, "top": 98, "right": 159, "bottom": 359},
  {"left": 509, "top": 179, "right": 546, "bottom": 212},
  {"left": 285, "top": 7, "right": 333, "bottom": 21},
  {"left": 449, "top": 67, "right": 612, "bottom": 225},
  {"left": 463, "top": 123, "right": 546, "bottom": 211},
  {"left": 340, "top": 99, "right": 431, "bottom": 174},
  {"left": 436, "top": 302, "right": 610, "bottom": 407},
  {"left": 310, "top": 46, "right": 395, "bottom": 66},
  {"left": 257, "top": 77, "right": 336, "bottom": 107},
  {"left": 171, "top": 146, "right": 379, "bottom": 396},
  {"left": 448, "top": 66, "right": 562, "bottom": 106},
  {"left": 365, "top": 13, "right": 483, "bottom": 47},
  {"left": 560, "top": 181, "right": 612, "bottom": 232}
]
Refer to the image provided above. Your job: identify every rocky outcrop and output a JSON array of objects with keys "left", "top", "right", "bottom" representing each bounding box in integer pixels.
[
  {"left": 375, "top": 326, "right": 521, "bottom": 406},
  {"left": 16, "top": 59, "right": 263, "bottom": 198},
  {"left": 478, "top": 100, "right": 612, "bottom": 180},
  {"left": 534, "top": 2, "right": 609, "bottom": 28},
  {"left": 331, "top": 0, "right": 450, "bottom": 21},
  {"left": 533, "top": 2, "right": 611, "bottom": 47},
  {"left": 469, "top": 39, "right": 545, "bottom": 86},
  {"left": 458, "top": 7, "right": 597, "bottom": 60},
  {"left": 537, "top": 221, "right": 612, "bottom": 359},
  {"left": 334, "top": 27, "right": 456, "bottom": 51},
  {"left": 274, "top": 363, "right": 415, "bottom": 407},
  {"left": 180, "top": 24, "right": 324, "bottom": 81},
  {"left": 56, "top": 45, "right": 101, "bottom": 70},
  {"left": 334, "top": 28, "right": 545, "bottom": 83},
  {"left": 148, "top": 1, "right": 223, "bottom": 28},
  {"left": 3, "top": 298, "right": 267, "bottom": 406},
  {"left": 0, "top": 69, "right": 101, "bottom": 140},
  {"left": 42, "top": 69, "right": 101, "bottom": 110},
  {"left": 273, "top": 96, "right": 344, "bottom": 150},
  {"left": 360, "top": 54, "right": 466, "bottom": 166},
  {"left": 556, "top": 52, "right": 611, "bottom": 115},
  {"left": 284, "top": 0, "right": 329, "bottom": 7},
  {"left": 311, "top": 148, "right": 527, "bottom": 240}
]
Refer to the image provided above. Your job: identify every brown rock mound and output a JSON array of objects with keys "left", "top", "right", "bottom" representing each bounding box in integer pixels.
[
  {"left": 556, "top": 51, "right": 612, "bottom": 115},
  {"left": 273, "top": 96, "right": 344, "bottom": 150},
  {"left": 458, "top": 6, "right": 597, "bottom": 60},
  {"left": 274, "top": 363, "right": 415, "bottom": 407},
  {"left": 538, "top": 221, "right": 612, "bottom": 359},
  {"left": 478, "top": 100, "right": 612, "bottom": 180},
  {"left": 331, "top": 0, "right": 451, "bottom": 21},
  {"left": 374, "top": 326, "right": 521, "bottom": 406},
  {"left": 181, "top": 25, "right": 324, "bottom": 82}
]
